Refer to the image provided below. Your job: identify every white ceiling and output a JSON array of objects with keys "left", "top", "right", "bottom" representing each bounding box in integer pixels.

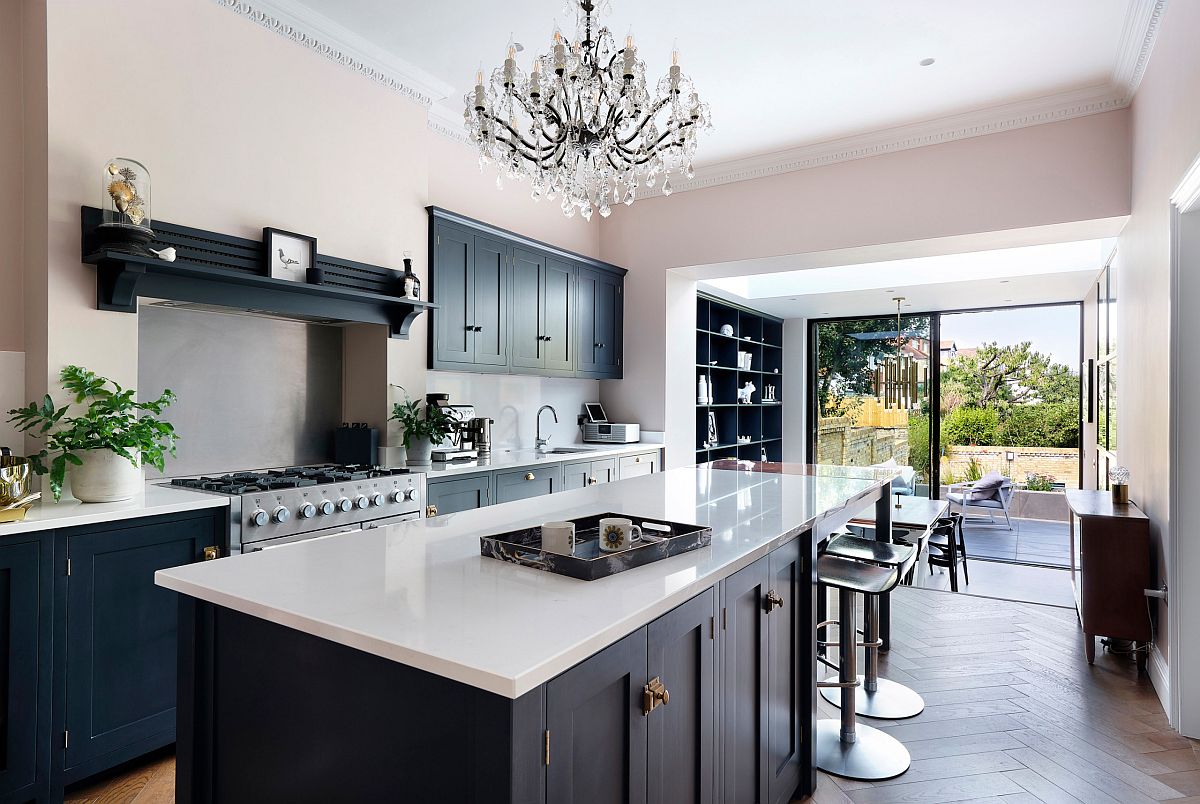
[
  {"left": 289, "top": 0, "right": 1147, "bottom": 165},
  {"left": 700, "top": 239, "right": 1114, "bottom": 319}
]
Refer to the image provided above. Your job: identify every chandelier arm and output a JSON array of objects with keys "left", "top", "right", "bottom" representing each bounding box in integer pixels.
[
  {"left": 492, "top": 131, "right": 550, "bottom": 163},
  {"left": 617, "top": 97, "right": 674, "bottom": 146},
  {"left": 481, "top": 111, "right": 559, "bottom": 156}
]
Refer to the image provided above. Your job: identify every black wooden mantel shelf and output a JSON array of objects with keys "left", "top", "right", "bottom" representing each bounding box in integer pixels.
[{"left": 80, "top": 206, "right": 435, "bottom": 338}]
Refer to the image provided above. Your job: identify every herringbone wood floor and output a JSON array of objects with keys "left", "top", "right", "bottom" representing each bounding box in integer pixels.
[{"left": 65, "top": 587, "right": 1195, "bottom": 803}]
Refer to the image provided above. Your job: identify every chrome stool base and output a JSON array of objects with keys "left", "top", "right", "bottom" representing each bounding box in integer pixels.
[
  {"left": 820, "top": 675, "right": 925, "bottom": 719},
  {"left": 815, "top": 719, "right": 911, "bottom": 781}
]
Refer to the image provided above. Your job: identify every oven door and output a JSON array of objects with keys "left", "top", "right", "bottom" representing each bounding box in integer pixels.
[{"left": 241, "top": 512, "right": 421, "bottom": 553}]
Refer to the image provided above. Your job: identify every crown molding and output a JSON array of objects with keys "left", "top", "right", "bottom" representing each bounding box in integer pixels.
[
  {"left": 427, "top": 103, "right": 472, "bottom": 147},
  {"left": 638, "top": 83, "right": 1128, "bottom": 199},
  {"left": 212, "top": 0, "right": 454, "bottom": 108},
  {"left": 1113, "top": 0, "right": 1167, "bottom": 101}
]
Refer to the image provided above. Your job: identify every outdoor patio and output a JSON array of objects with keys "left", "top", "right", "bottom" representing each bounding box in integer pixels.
[{"left": 956, "top": 515, "right": 1071, "bottom": 567}]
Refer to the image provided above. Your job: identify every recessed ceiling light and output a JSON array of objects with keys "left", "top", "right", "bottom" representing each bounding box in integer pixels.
[
  {"left": 919, "top": 58, "right": 936, "bottom": 67},
  {"left": 1004, "top": 299, "right": 1013, "bottom": 302},
  {"left": 885, "top": 289, "right": 895, "bottom": 293},
  {"left": 999, "top": 279, "right": 1010, "bottom": 284}
]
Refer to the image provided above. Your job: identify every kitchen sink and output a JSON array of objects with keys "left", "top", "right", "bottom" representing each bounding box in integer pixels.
[{"left": 542, "top": 447, "right": 592, "bottom": 454}]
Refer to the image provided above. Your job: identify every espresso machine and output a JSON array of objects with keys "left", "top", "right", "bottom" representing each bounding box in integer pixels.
[
  {"left": 426, "top": 394, "right": 479, "bottom": 461},
  {"left": 466, "top": 416, "right": 494, "bottom": 457}
]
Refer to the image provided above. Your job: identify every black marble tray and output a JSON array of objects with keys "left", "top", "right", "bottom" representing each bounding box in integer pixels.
[{"left": 480, "top": 512, "right": 712, "bottom": 581}]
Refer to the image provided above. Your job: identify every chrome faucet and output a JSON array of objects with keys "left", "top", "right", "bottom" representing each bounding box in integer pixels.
[{"left": 536, "top": 405, "right": 558, "bottom": 452}]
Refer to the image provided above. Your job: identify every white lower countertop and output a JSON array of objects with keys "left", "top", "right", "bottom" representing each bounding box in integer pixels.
[
  {"left": 156, "top": 465, "right": 886, "bottom": 699},
  {"left": 1, "top": 483, "right": 229, "bottom": 536},
  {"left": 409, "top": 441, "right": 661, "bottom": 479}
]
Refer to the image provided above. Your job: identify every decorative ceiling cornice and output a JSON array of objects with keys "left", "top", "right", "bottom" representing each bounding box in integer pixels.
[
  {"left": 212, "top": 0, "right": 454, "bottom": 108},
  {"left": 1113, "top": 0, "right": 1167, "bottom": 101},
  {"left": 426, "top": 104, "right": 472, "bottom": 147}
]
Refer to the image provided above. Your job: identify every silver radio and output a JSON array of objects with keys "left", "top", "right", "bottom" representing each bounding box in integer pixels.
[{"left": 581, "top": 402, "right": 640, "bottom": 444}]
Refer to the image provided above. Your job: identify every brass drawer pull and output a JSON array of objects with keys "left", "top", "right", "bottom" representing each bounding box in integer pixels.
[
  {"left": 635, "top": 456, "right": 642, "bottom": 463},
  {"left": 525, "top": 472, "right": 536, "bottom": 481},
  {"left": 426, "top": 504, "right": 438, "bottom": 517},
  {"left": 202, "top": 546, "right": 221, "bottom": 561}
]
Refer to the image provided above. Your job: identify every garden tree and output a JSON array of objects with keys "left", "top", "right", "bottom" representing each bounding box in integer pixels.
[
  {"left": 816, "top": 316, "right": 930, "bottom": 412},
  {"left": 940, "top": 342, "right": 1077, "bottom": 409}
]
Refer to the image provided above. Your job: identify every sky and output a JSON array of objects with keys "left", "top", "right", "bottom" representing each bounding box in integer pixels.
[{"left": 940, "top": 305, "right": 1081, "bottom": 367}]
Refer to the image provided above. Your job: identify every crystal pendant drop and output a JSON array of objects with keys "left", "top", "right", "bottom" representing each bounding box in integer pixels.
[
  {"left": 580, "top": 204, "right": 593, "bottom": 221},
  {"left": 686, "top": 162, "right": 695, "bottom": 179},
  {"left": 623, "top": 186, "right": 636, "bottom": 206},
  {"left": 495, "top": 175, "right": 503, "bottom": 190},
  {"left": 662, "top": 177, "right": 673, "bottom": 196},
  {"left": 599, "top": 202, "right": 611, "bottom": 218}
]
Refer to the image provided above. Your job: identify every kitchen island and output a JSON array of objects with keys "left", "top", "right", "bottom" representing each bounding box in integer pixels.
[{"left": 157, "top": 463, "right": 894, "bottom": 804}]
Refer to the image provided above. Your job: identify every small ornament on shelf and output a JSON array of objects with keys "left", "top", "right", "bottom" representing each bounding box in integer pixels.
[
  {"left": 736, "top": 381, "right": 756, "bottom": 404},
  {"left": 97, "top": 158, "right": 154, "bottom": 252},
  {"left": 401, "top": 251, "right": 421, "bottom": 300},
  {"left": 1110, "top": 465, "right": 1131, "bottom": 504}
]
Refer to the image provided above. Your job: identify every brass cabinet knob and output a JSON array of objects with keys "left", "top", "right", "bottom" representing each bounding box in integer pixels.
[
  {"left": 525, "top": 472, "right": 536, "bottom": 481},
  {"left": 202, "top": 546, "right": 221, "bottom": 561},
  {"left": 642, "top": 676, "right": 670, "bottom": 715},
  {"left": 635, "top": 456, "right": 642, "bottom": 463},
  {"left": 764, "top": 590, "right": 785, "bottom": 612},
  {"left": 426, "top": 504, "right": 438, "bottom": 517},
  {"left": 588, "top": 476, "right": 598, "bottom": 485}
]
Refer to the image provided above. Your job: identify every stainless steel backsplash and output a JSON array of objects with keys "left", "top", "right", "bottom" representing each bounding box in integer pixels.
[{"left": 138, "top": 305, "right": 344, "bottom": 477}]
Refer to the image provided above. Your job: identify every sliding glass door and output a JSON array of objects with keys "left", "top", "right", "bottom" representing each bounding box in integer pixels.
[{"left": 810, "top": 314, "right": 934, "bottom": 498}]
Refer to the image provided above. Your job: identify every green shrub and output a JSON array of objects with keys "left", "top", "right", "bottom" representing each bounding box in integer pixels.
[
  {"left": 940, "top": 406, "right": 1000, "bottom": 446},
  {"left": 907, "top": 413, "right": 930, "bottom": 480},
  {"left": 997, "top": 403, "right": 1079, "bottom": 449},
  {"left": 965, "top": 456, "right": 985, "bottom": 482},
  {"left": 1025, "top": 473, "right": 1056, "bottom": 491}
]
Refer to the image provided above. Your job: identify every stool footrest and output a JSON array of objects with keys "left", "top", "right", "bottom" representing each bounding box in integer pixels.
[{"left": 817, "top": 678, "right": 862, "bottom": 690}]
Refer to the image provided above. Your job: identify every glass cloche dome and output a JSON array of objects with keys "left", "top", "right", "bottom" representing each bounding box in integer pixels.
[{"left": 98, "top": 157, "right": 154, "bottom": 249}]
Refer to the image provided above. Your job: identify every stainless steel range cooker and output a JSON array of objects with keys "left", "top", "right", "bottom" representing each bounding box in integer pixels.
[{"left": 164, "top": 464, "right": 424, "bottom": 553}]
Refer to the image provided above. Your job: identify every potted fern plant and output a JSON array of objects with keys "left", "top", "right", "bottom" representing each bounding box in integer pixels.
[
  {"left": 7, "top": 365, "right": 178, "bottom": 502},
  {"left": 389, "top": 390, "right": 455, "bottom": 466}
]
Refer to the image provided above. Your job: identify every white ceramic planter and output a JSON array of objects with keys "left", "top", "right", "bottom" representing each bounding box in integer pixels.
[
  {"left": 69, "top": 449, "right": 143, "bottom": 503},
  {"left": 406, "top": 438, "right": 433, "bottom": 466}
]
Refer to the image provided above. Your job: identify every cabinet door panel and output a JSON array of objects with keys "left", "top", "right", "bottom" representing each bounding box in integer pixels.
[
  {"left": 543, "top": 258, "right": 575, "bottom": 373},
  {"left": 595, "top": 271, "right": 621, "bottom": 376},
  {"left": 0, "top": 541, "right": 40, "bottom": 798},
  {"left": 723, "top": 556, "right": 769, "bottom": 804},
  {"left": 511, "top": 248, "right": 545, "bottom": 370},
  {"left": 432, "top": 223, "right": 474, "bottom": 366},
  {"left": 546, "top": 628, "right": 647, "bottom": 804},
  {"left": 591, "top": 458, "right": 617, "bottom": 485},
  {"left": 648, "top": 588, "right": 716, "bottom": 804},
  {"left": 576, "top": 268, "right": 600, "bottom": 375},
  {"left": 426, "top": 475, "right": 491, "bottom": 516},
  {"left": 65, "top": 514, "right": 217, "bottom": 773},
  {"left": 495, "top": 467, "right": 559, "bottom": 503},
  {"left": 473, "top": 236, "right": 509, "bottom": 367},
  {"left": 767, "top": 540, "right": 802, "bottom": 804},
  {"left": 562, "top": 460, "right": 591, "bottom": 491},
  {"left": 619, "top": 452, "right": 658, "bottom": 479}
]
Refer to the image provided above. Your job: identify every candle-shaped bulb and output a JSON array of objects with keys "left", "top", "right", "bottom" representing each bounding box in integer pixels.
[
  {"left": 625, "top": 26, "right": 634, "bottom": 50},
  {"left": 531, "top": 59, "right": 541, "bottom": 76},
  {"left": 671, "top": 39, "right": 680, "bottom": 66},
  {"left": 552, "top": 21, "right": 562, "bottom": 45},
  {"left": 475, "top": 66, "right": 484, "bottom": 87},
  {"left": 506, "top": 34, "right": 516, "bottom": 61}
]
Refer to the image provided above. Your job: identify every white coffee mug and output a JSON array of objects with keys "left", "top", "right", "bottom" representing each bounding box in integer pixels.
[
  {"left": 599, "top": 517, "right": 642, "bottom": 552},
  {"left": 541, "top": 521, "right": 576, "bottom": 555}
]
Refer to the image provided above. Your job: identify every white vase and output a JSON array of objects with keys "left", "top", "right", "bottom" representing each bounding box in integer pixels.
[
  {"left": 406, "top": 438, "right": 433, "bottom": 466},
  {"left": 69, "top": 449, "right": 143, "bottom": 503}
]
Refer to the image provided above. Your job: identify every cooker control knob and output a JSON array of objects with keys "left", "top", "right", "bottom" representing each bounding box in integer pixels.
[
  {"left": 318, "top": 499, "right": 335, "bottom": 516},
  {"left": 369, "top": 492, "right": 384, "bottom": 507},
  {"left": 337, "top": 497, "right": 353, "bottom": 513},
  {"left": 354, "top": 495, "right": 370, "bottom": 510},
  {"left": 403, "top": 487, "right": 418, "bottom": 501},
  {"left": 389, "top": 489, "right": 404, "bottom": 504},
  {"left": 271, "top": 506, "right": 291, "bottom": 524},
  {"left": 249, "top": 508, "right": 269, "bottom": 527},
  {"left": 298, "top": 502, "right": 317, "bottom": 519}
]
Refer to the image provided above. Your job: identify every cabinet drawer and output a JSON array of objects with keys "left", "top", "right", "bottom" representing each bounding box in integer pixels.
[
  {"left": 619, "top": 451, "right": 659, "bottom": 479},
  {"left": 426, "top": 474, "right": 492, "bottom": 517},
  {"left": 495, "top": 466, "right": 561, "bottom": 503}
]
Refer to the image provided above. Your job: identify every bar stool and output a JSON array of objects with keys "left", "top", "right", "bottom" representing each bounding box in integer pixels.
[
  {"left": 820, "top": 535, "right": 924, "bottom": 720},
  {"left": 815, "top": 553, "right": 912, "bottom": 781}
]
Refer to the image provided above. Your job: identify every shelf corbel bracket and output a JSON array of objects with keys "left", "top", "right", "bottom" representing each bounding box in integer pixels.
[
  {"left": 96, "top": 259, "right": 145, "bottom": 313},
  {"left": 388, "top": 306, "right": 427, "bottom": 339}
]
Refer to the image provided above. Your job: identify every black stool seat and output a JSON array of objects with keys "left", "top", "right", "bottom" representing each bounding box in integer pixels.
[
  {"left": 826, "top": 535, "right": 916, "bottom": 568},
  {"left": 817, "top": 554, "right": 898, "bottom": 596},
  {"left": 847, "top": 524, "right": 912, "bottom": 543}
]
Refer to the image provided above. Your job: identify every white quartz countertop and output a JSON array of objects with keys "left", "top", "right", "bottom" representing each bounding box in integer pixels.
[
  {"left": 411, "top": 441, "right": 661, "bottom": 479},
  {"left": 1, "top": 483, "right": 228, "bottom": 535},
  {"left": 156, "top": 465, "right": 886, "bottom": 698}
]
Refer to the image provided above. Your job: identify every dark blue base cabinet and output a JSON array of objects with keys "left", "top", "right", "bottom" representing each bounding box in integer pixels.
[
  {"left": 0, "top": 508, "right": 226, "bottom": 803},
  {"left": 176, "top": 538, "right": 811, "bottom": 804}
]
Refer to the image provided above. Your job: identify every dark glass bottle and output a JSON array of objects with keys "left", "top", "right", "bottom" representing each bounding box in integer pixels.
[{"left": 402, "top": 257, "right": 421, "bottom": 300}]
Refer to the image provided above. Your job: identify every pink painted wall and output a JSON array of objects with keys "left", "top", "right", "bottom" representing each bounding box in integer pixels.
[
  {"left": 0, "top": 0, "right": 23, "bottom": 353},
  {"left": 1119, "top": 0, "right": 1200, "bottom": 718},
  {"left": 22, "top": 0, "right": 597, "bottom": 446},
  {"left": 599, "top": 110, "right": 1132, "bottom": 433}
]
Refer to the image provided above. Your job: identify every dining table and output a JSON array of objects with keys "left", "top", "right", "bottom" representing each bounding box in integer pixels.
[{"left": 851, "top": 494, "right": 950, "bottom": 650}]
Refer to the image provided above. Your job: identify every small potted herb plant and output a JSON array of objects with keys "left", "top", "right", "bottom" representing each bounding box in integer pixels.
[
  {"left": 389, "top": 390, "right": 455, "bottom": 466},
  {"left": 8, "top": 365, "right": 178, "bottom": 502}
]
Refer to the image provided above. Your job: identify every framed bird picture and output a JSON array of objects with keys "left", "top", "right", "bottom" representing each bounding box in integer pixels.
[{"left": 263, "top": 228, "right": 317, "bottom": 283}]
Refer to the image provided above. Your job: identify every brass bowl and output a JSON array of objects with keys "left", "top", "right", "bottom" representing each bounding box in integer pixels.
[{"left": 0, "top": 456, "right": 33, "bottom": 508}]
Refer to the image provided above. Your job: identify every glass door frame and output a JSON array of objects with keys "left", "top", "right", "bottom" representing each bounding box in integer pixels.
[{"left": 806, "top": 300, "right": 1084, "bottom": 498}]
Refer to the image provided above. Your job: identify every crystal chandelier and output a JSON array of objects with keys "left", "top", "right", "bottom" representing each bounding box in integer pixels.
[{"left": 465, "top": 0, "right": 711, "bottom": 219}]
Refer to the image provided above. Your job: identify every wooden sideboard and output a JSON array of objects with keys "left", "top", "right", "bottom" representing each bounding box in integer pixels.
[{"left": 1065, "top": 489, "right": 1152, "bottom": 667}]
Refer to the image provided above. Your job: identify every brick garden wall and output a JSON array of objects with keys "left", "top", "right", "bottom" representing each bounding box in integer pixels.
[
  {"left": 942, "top": 445, "right": 1079, "bottom": 487},
  {"left": 817, "top": 417, "right": 910, "bottom": 467}
]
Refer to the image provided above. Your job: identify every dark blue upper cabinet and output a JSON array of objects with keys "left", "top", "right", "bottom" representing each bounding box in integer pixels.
[{"left": 427, "top": 207, "right": 624, "bottom": 378}]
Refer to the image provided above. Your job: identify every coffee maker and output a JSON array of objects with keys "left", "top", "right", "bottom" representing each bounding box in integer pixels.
[
  {"left": 466, "top": 416, "right": 494, "bottom": 457},
  {"left": 426, "top": 394, "right": 479, "bottom": 461}
]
